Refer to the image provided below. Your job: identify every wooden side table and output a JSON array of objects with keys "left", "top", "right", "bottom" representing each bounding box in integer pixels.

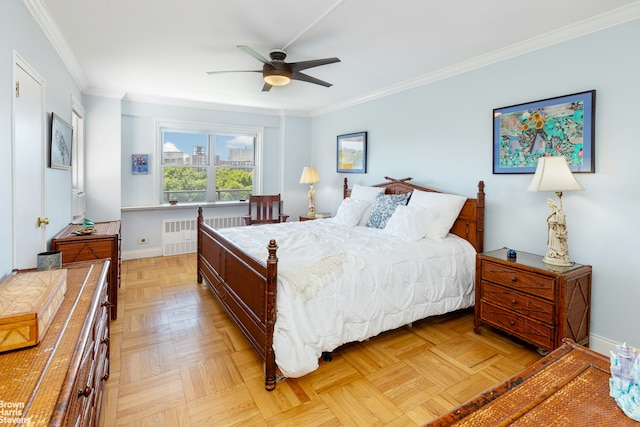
[
  {"left": 299, "top": 213, "right": 331, "bottom": 221},
  {"left": 474, "top": 248, "right": 591, "bottom": 352},
  {"left": 51, "top": 221, "right": 121, "bottom": 320}
]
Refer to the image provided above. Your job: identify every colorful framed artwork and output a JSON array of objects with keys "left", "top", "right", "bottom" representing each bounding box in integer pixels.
[
  {"left": 337, "top": 131, "right": 367, "bottom": 173},
  {"left": 493, "top": 90, "right": 595, "bottom": 174},
  {"left": 50, "top": 113, "right": 73, "bottom": 170},
  {"left": 132, "top": 154, "right": 149, "bottom": 174}
]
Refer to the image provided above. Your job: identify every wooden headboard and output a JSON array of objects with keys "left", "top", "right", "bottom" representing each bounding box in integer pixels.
[{"left": 343, "top": 176, "right": 485, "bottom": 253}]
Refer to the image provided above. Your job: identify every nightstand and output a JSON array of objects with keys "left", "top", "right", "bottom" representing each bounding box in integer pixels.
[{"left": 474, "top": 248, "right": 591, "bottom": 352}]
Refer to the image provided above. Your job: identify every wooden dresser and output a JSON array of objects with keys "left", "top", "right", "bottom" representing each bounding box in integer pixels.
[
  {"left": 475, "top": 248, "right": 592, "bottom": 352},
  {"left": 427, "top": 339, "right": 636, "bottom": 426},
  {"left": 51, "top": 221, "right": 121, "bottom": 320},
  {"left": 0, "top": 260, "right": 110, "bottom": 426}
]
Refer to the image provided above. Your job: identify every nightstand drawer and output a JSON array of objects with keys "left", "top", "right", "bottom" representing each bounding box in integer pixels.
[
  {"left": 480, "top": 260, "right": 555, "bottom": 300},
  {"left": 480, "top": 301, "right": 554, "bottom": 350},
  {"left": 480, "top": 281, "right": 554, "bottom": 324}
]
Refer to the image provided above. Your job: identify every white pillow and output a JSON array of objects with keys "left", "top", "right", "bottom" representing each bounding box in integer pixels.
[
  {"left": 383, "top": 205, "right": 439, "bottom": 241},
  {"left": 408, "top": 189, "right": 467, "bottom": 242},
  {"left": 329, "top": 198, "right": 371, "bottom": 227},
  {"left": 350, "top": 184, "right": 385, "bottom": 226}
]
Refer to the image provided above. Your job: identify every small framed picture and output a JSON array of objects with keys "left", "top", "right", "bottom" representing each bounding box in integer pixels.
[
  {"left": 50, "top": 113, "right": 73, "bottom": 170},
  {"left": 337, "top": 131, "right": 367, "bottom": 173},
  {"left": 132, "top": 154, "right": 149, "bottom": 174},
  {"left": 493, "top": 90, "right": 595, "bottom": 174}
]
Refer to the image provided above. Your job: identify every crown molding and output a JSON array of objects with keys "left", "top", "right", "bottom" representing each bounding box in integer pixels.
[
  {"left": 312, "top": 3, "right": 640, "bottom": 117},
  {"left": 83, "top": 88, "right": 127, "bottom": 100},
  {"left": 119, "top": 92, "right": 311, "bottom": 117},
  {"left": 22, "top": 0, "right": 88, "bottom": 90}
]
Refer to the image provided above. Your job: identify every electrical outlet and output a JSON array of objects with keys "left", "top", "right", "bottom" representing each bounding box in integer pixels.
[{"left": 138, "top": 237, "right": 148, "bottom": 244}]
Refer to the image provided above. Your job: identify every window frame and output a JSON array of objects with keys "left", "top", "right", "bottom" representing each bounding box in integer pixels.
[
  {"left": 71, "top": 96, "right": 85, "bottom": 192},
  {"left": 157, "top": 120, "right": 263, "bottom": 204}
]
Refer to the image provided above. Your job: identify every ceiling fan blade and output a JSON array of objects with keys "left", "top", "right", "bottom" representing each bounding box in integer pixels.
[
  {"left": 262, "top": 83, "right": 273, "bottom": 92},
  {"left": 237, "top": 45, "right": 271, "bottom": 64},
  {"left": 290, "top": 57, "right": 340, "bottom": 73},
  {"left": 206, "top": 70, "right": 262, "bottom": 75},
  {"left": 291, "top": 71, "right": 332, "bottom": 87}
]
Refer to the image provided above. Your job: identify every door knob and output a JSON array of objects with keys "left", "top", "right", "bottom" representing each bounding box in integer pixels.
[{"left": 37, "top": 217, "right": 49, "bottom": 227}]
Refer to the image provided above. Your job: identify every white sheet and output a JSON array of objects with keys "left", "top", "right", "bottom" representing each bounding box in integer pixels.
[{"left": 217, "top": 219, "right": 476, "bottom": 378}]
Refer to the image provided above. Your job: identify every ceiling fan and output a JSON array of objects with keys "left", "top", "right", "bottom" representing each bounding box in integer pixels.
[{"left": 207, "top": 45, "right": 340, "bottom": 92}]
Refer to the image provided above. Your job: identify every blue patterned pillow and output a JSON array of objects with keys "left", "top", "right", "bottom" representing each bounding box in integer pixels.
[{"left": 366, "top": 193, "right": 411, "bottom": 229}]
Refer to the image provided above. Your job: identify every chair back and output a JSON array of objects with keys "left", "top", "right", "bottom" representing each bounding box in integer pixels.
[{"left": 243, "top": 194, "right": 289, "bottom": 225}]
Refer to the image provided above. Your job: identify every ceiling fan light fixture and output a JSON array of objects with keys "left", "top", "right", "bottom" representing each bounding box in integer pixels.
[{"left": 263, "top": 69, "right": 291, "bottom": 86}]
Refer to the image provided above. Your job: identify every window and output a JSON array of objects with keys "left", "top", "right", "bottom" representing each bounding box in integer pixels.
[{"left": 159, "top": 122, "right": 261, "bottom": 203}]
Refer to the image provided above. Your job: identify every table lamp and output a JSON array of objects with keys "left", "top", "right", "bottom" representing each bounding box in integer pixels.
[
  {"left": 527, "top": 156, "right": 584, "bottom": 266},
  {"left": 300, "top": 166, "right": 320, "bottom": 217}
]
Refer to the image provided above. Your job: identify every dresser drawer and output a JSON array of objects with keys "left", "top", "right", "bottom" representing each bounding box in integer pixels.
[
  {"left": 54, "top": 240, "right": 113, "bottom": 263},
  {"left": 480, "top": 260, "right": 555, "bottom": 300},
  {"left": 480, "top": 281, "right": 554, "bottom": 324},
  {"left": 479, "top": 301, "right": 554, "bottom": 350}
]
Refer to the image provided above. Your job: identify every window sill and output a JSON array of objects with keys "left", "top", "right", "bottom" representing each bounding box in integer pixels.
[{"left": 121, "top": 201, "right": 247, "bottom": 212}]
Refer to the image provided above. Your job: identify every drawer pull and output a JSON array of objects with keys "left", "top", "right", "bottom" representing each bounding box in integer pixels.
[
  {"left": 78, "top": 386, "right": 92, "bottom": 398},
  {"left": 509, "top": 320, "right": 516, "bottom": 326},
  {"left": 511, "top": 299, "right": 517, "bottom": 304},
  {"left": 510, "top": 276, "right": 517, "bottom": 282}
]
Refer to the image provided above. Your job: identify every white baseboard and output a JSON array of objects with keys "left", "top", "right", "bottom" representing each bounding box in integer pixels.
[
  {"left": 122, "top": 247, "right": 163, "bottom": 260},
  {"left": 589, "top": 333, "right": 620, "bottom": 356}
]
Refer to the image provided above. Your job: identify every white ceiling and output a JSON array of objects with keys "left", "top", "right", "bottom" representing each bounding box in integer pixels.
[{"left": 30, "top": 0, "right": 640, "bottom": 115}]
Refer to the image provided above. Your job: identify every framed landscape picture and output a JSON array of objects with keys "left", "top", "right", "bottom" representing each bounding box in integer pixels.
[
  {"left": 50, "top": 113, "right": 73, "bottom": 170},
  {"left": 337, "top": 131, "right": 367, "bottom": 173},
  {"left": 493, "top": 90, "right": 595, "bottom": 174}
]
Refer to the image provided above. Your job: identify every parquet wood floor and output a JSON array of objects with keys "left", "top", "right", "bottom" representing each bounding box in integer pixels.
[{"left": 99, "top": 254, "right": 541, "bottom": 426}]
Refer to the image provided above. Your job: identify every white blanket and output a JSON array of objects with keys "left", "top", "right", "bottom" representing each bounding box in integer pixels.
[{"left": 218, "top": 219, "right": 476, "bottom": 378}]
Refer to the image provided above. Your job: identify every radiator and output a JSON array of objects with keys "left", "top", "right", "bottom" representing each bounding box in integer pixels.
[{"left": 162, "top": 216, "right": 245, "bottom": 256}]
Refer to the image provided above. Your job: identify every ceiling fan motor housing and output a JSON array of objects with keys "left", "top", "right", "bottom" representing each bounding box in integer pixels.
[{"left": 269, "top": 49, "right": 287, "bottom": 61}]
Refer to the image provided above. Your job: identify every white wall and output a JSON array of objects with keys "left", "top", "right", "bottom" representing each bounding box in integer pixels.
[
  {"left": 84, "top": 95, "right": 122, "bottom": 222},
  {"left": 311, "top": 19, "right": 640, "bottom": 351}
]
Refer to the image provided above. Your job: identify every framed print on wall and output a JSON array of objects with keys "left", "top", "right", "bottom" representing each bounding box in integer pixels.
[
  {"left": 50, "top": 113, "right": 73, "bottom": 170},
  {"left": 132, "top": 154, "right": 149, "bottom": 174},
  {"left": 337, "top": 131, "right": 367, "bottom": 173},
  {"left": 493, "top": 90, "right": 595, "bottom": 174}
]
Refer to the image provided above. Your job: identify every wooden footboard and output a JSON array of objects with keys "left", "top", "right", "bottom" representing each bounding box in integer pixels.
[{"left": 196, "top": 207, "right": 279, "bottom": 390}]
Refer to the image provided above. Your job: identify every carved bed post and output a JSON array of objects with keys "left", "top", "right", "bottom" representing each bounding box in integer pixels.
[
  {"left": 264, "top": 239, "right": 278, "bottom": 391},
  {"left": 476, "top": 181, "right": 485, "bottom": 254},
  {"left": 197, "top": 207, "right": 203, "bottom": 283},
  {"left": 343, "top": 177, "right": 349, "bottom": 199}
]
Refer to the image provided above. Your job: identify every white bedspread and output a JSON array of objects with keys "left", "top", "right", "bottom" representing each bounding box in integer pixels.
[{"left": 217, "top": 219, "right": 476, "bottom": 378}]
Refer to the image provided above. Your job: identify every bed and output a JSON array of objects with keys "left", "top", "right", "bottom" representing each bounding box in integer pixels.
[{"left": 197, "top": 176, "right": 485, "bottom": 390}]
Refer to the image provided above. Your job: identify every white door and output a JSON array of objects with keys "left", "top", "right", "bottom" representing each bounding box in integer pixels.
[{"left": 13, "top": 54, "right": 46, "bottom": 269}]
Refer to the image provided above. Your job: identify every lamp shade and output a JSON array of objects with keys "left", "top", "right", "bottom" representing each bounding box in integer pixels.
[
  {"left": 263, "top": 69, "right": 291, "bottom": 86},
  {"left": 527, "top": 156, "right": 584, "bottom": 192},
  {"left": 299, "top": 166, "right": 320, "bottom": 184}
]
